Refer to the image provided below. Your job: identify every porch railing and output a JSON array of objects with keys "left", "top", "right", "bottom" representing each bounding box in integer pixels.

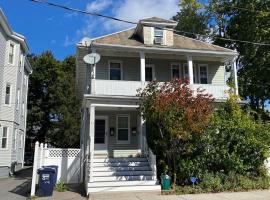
[
  {"left": 142, "top": 136, "right": 157, "bottom": 181},
  {"left": 92, "top": 79, "right": 230, "bottom": 99}
]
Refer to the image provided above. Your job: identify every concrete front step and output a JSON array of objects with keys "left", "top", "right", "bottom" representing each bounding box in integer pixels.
[
  {"left": 93, "top": 175, "right": 155, "bottom": 182},
  {"left": 88, "top": 180, "right": 158, "bottom": 187},
  {"left": 88, "top": 185, "right": 161, "bottom": 193},
  {"left": 93, "top": 166, "right": 151, "bottom": 171},
  {"left": 93, "top": 170, "right": 154, "bottom": 176},
  {"left": 93, "top": 157, "right": 147, "bottom": 163},
  {"left": 93, "top": 161, "right": 149, "bottom": 167}
]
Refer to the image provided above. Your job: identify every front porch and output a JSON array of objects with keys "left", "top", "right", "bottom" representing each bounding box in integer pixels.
[{"left": 82, "top": 96, "right": 159, "bottom": 194}]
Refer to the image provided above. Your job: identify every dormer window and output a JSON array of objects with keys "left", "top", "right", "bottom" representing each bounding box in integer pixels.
[{"left": 154, "top": 27, "right": 163, "bottom": 44}]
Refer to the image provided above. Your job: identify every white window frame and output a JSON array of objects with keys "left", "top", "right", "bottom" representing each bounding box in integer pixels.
[
  {"left": 171, "top": 63, "right": 181, "bottom": 79},
  {"left": 108, "top": 60, "right": 123, "bottom": 80},
  {"left": 198, "top": 64, "right": 209, "bottom": 84},
  {"left": 4, "top": 83, "right": 12, "bottom": 106},
  {"left": 145, "top": 64, "right": 155, "bottom": 81},
  {"left": 0, "top": 126, "right": 8, "bottom": 149},
  {"left": 116, "top": 114, "right": 130, "bottom": 144},
  {"left": 8, "top": 42, "right": 15, "bottom": 65}
]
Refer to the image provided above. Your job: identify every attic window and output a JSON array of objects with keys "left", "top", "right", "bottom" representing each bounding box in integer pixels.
[{"left": 154, "top": 27, "right": 163, "bottom": 44}]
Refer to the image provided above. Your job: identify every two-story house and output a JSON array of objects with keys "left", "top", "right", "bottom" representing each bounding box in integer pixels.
[
  {"left": 0, "top": 9, "right": 32, "bottom": 177},
  {"left": 76, "top": 17, "right": 238, "bottom": 194}
]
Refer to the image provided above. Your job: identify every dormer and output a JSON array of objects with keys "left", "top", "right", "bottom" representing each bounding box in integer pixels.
[{"left": 134, "top": 17, "right": 177, "bottom": 46}]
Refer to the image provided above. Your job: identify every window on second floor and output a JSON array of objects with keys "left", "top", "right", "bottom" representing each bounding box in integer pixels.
[
  {"left": 154, "top": 27, "right": 164, "bottom": 44},
  {"left": 199, "top": 64, "right": 208, "bottom": 84},
  {"left": 145, "top": 65, "right": 155, "bottom": 81},
  {"left": 109, "top": 61, "right": 122, "bottom": 80},
  {"left": 5, "top": 84, "right": 11, "bottom": 105},
  {"left": 8, "top": 43, "right": 15, "bottom": 64},
  {"left": 171, "top": 64, "right": 181, "bottom": 79}
]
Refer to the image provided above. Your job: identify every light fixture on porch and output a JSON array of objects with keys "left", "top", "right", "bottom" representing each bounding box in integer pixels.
[
  {"left": 110, "top": 127, "right": 115, "bottom": 136},
  {"left": 131, "top": 127, "right": 137, "bottom": 134}
]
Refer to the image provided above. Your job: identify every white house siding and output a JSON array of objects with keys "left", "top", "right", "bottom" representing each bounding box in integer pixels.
[
  {"left": 95, "top": 55, "right": 225, "bottom": 85},
  {"left": 76, "top": 46, "right": 88, "bottom": 100},
  {"left": 95, "top": 110, "right": 139, "bottom": 157},
  {"left": 0, "top": 26, "right": 7, "bottom": 112}
]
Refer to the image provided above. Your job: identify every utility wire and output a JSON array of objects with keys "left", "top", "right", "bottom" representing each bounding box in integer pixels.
[{"left": 28, "top": 0, "right": 270, "bottom": 46}]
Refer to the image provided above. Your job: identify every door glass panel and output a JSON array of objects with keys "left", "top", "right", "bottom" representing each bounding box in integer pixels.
[{"left": 95, "top": 119, "right": 105, "bottom": 144}]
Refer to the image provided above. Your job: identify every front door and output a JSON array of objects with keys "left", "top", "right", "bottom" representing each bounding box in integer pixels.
[{"left": 94, "top": 117, "right": 107, "bottom": 152}]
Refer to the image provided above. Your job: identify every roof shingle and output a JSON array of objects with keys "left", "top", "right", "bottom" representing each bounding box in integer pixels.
[{"left": 93, "top": 28, "right": 234, "bottom": 53}]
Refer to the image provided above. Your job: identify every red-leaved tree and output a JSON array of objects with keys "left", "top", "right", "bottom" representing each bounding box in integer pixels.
[{"left": 137, "top": 79, "right": 214, "bottom": 183}]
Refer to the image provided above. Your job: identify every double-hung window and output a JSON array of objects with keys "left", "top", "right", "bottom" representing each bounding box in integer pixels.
[
  {"left": 199, "top": 64, "right": 208, "bottom": 84},
  {"left": 5, "top": 84, "right": 11, "bottom": 105},
  {"left": 109, "top": 61, "right": 122, "bottom": 80},
  {"left": 9, "top": 43, "right": 15, "bottom": 64},
  {"left": 171, "top": 64, "right": 181, "bottom": 79},
  {"left": 117, "top": 115, "right": 130, "bottom": 144},
  {"left": 0, "top": 127, "right": 8, "bottom": 149},
  {"left": 154, "top": 27, "right": 164, "bottom": 44}
]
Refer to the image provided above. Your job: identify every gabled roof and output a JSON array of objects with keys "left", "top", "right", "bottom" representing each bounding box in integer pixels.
[
  {"left": 90, "top": 28, "right": 235, "bottom": 54},
  {"left": 140, "top": 17, "right": 177, "bottom": 24}
]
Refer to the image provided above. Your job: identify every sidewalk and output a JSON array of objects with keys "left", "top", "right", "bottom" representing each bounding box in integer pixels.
[
  {"left": 90, "top": 190, "right": 270, "bottom": 200},
  {"left": 35, "top": 189, "right": 270, "bottom": 200}
]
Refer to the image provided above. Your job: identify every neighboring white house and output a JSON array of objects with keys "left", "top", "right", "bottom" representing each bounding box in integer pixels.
[
  {"left": 76, "top": 17, "right": 238, "bottom": 195},
  {"left": 0, "top": 8, "right": 32, "bottom": 177}
]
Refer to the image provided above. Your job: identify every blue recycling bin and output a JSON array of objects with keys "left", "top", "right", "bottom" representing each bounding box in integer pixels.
[
  {"left": 43, "top": 165, "right": 58, "bottom": 186},
  {"left": 37, "top": 167, "right": 55, "bottom": 196}
]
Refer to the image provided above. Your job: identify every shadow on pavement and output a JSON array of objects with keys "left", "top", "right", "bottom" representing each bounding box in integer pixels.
[{"left": 9, "top": 167, "right": 33, "bottom": 198}]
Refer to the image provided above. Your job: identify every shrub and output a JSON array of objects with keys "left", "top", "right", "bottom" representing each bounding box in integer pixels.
[
  {"left": 55, "top": 181, "right": 67, "bottom": 192},
  {"left": 138, "top": 79, "right": 270, "bottom": 192}
]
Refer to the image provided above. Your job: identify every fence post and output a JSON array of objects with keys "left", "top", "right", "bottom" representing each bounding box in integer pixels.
[
  {"left": 40, "top": 143, "right": 44, "bottom": 167},
  {"left": 31, "top": 141, "right": 39, "bottom": 196}
]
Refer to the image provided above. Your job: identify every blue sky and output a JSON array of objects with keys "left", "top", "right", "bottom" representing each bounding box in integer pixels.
[{"left": 1, "top": 0, "right": 179, "bottom": 60}]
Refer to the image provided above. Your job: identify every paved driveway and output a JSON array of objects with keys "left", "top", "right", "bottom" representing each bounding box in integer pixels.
[
  {"left": 90, "top": 190, "right": 270, "bottom": 200},
  {"left": 0, "top": 167, "right": 32, "bottom": 200}
]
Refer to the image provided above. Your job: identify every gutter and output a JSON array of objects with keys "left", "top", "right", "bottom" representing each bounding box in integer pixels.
[{"left": 91, "top": 43, "right": 238, "bottom": 58}]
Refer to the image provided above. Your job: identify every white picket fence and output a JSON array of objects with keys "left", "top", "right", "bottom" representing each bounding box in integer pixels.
[{"left": 30, "top": 142, "right": 82, "bottom": 196}]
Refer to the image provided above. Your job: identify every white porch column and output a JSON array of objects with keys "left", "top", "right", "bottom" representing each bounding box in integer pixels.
[
  {"left": 187, "top": 55, "right": 194, "bottom": 84},
  {"left": 140, "top": 51, "right": 145, "bottom": 82},
  {"left": 89, "top": 105, "right": 95, "bottom": 182},
  {"left": 140, "top": 115, "right": 146, "bottom": 155},
  {"left": 232, "top": 58, "right": 239, "bottom": 96}
]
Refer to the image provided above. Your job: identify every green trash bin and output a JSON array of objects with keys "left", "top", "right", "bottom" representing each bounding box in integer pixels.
[{"left": 161, "top": 174, "right": 171, "bottom": 190}]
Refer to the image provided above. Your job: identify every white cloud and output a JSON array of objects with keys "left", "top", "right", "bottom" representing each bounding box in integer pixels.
[
  {"left": 63, "top": 35, "right": 77, "bottom": 47},
  {"left": 86, "top": 0, "right": 113, "bottom": 12},
  {"left": 105, "top": 0, "right": 179, "bottom": 31},
  {"left": 66, "top": 0, "right": 179, "bottom": 46}
]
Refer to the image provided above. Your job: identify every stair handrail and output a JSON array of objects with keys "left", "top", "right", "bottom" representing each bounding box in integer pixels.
[{"left": 142, "top": 136, "right": 157, "bottom": 181}]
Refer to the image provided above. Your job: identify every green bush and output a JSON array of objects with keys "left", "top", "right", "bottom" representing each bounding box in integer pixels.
[
  {"left": 148, "top": 95, "right": 270, "bottom": 192},
  {"left": 55, "top": 181, "right": 68, "bottom": 192}
]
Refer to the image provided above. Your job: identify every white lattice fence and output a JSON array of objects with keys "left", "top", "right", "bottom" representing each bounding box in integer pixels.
[{"left": 31, "top": 142, "right": 82, "bottom": 196}]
